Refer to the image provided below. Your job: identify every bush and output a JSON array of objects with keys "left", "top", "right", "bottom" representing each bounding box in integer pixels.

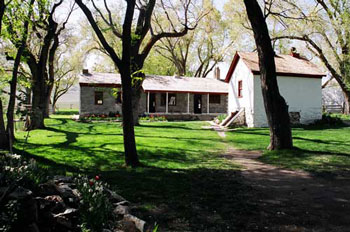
[
  {"left": 140, "top": 114, "right": 167, "bottom": 122},
  {"left": 214, "top": 114, "right": 227, "bottom": 124},
  {"left": 306, "top": 113, "right": 345, "bottom": 128}
]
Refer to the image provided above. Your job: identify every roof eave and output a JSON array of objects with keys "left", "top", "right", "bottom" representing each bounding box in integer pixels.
[{"left": 224, "top": 51, "right": 240, "bottom": 83}]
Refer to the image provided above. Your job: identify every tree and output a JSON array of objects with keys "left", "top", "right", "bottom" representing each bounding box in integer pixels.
[
  {"left": 270, "top": 0, "right": 350, "bottom": 114},
  {"left": 75, "top": 0, "right": 201, "bottom": 167},
  {"left": 243, "top": 0, "right": 293, "bottom": 150},
  {"left": 51, "top": 42, "right": 81, "bottom": 113},
  {"left": 0, "top": 0, "right": 8, "bottom": 149},
  {"left": 24, "top": 0, "right": 72, "bottom": 130},
  {"left": 2, "top": 0, "right": 34, "bottom": 151},
  {"left": 155, "top": 0, "right": 232, "bottom": 77}
]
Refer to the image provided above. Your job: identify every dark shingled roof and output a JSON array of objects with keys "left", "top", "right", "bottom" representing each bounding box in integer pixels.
[
  {"left": 79, "top": 73, "right": 228, "bottom": 94},
  {"left": 225, "top": 52, "right": 326, "bottom": 82}
]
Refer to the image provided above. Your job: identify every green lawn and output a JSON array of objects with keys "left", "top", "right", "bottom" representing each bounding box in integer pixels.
[
  {"left": 15, "top": 116, "right": 235, "bottom": 171},
  {"left": 13, "top": 115, "right": 350, "bottom": 229},
  {"left": 225, "top": 125, "right": 350, "bottom": 175},
  {"left": 14, "top": 116, "right": 250, "bottom": 231}
]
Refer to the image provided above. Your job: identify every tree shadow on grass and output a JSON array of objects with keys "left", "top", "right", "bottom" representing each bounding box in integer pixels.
[{"left": 100, "top": 166, "right": 256, "bottom": 231}]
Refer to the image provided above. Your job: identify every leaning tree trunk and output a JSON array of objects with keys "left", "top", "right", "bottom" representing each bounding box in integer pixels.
[
  {"left": 243, "top": 0, "right": 293, "bottom": 150},
  {"left": 0, "top": 98, "right": 8, "bottom": 150}
]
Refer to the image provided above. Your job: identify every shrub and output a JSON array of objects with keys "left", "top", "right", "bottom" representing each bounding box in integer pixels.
[{"left": 215, "top": 114, "right": 227, "bottom": 124}]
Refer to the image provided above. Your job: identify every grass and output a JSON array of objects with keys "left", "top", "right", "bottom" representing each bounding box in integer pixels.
[
  {"left": 13, "top": 112, "right": 350, "bottom": 229},
  {"left": 14, "top": 115, "right": 251, "bottom": 231},
  {"left": 225, "top": 125, "right": 350, "bottom": 175},
  {"left": 15, "top": 116, "right": 235, "bottom": 171}
]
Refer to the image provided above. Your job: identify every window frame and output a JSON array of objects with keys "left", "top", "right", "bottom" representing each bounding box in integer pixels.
[
  {"left": 238, "top": 80, "right": 243, "bottom": 98},
  {"left": 94, "top": 91, "right": 104, "bottom": 105}
]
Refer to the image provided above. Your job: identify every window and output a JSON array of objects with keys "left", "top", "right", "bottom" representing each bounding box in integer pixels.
[
  {"left": 161, "top": 93, "right": 166, "bottom": 106},
  {"left": 95, "top": 91, "right": 103, "bottom": 105},
  {"left": 168, "top": 94, "right": 176, "bottom": 106},
  {"left": 238, "top": 80, "right": 243, "bottom": 98},
  {"left": 115, "top": 91, "right": 122, "bottom": 104},
  {"left": 209, "top": 95, "right": 221, "bottom": 104},
  {"left": 161, "top": 93, "right": 176, "bottom": 106}
]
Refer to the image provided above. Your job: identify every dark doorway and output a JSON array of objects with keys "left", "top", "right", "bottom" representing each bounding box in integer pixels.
[
  {"left": 194, "top": 94, "right": 202, "bottom": 114},
  {"left": 149, "top": 93, "right": 156, "bottom": 113}
]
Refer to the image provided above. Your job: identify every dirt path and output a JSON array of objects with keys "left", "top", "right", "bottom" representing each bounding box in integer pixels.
[{"left": 224, "top": 147, "right": 350, "bottom": 232}]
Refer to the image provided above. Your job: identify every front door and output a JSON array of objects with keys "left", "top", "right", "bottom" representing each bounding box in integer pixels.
[
  {"left": 194, "top": 94, "right": 202, "bottom": 114},
  {"left": 149, "top": 93, "right": 156, "bottom": 113}
]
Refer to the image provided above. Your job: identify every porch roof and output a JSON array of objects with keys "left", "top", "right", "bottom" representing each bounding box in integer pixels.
[
  {"left": 79, "top": 73, "right": 229, "bottom": 94},
  {"left": 142, "top": 75, "right": 228, "bottom": 94}
]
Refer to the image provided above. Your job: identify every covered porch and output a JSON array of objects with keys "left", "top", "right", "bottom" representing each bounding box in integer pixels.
[{"left": 142, "top": 75, "right": 229, "bottom": 118}]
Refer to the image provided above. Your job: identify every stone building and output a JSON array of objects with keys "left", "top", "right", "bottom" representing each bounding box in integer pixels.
[{"left": 79, "top": 71, "right": 228, "bottom": 120}]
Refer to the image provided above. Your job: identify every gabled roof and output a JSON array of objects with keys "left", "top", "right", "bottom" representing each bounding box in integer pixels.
[
  {"left": 79, "top": 73, "right": 121, "bottom": 87},
  {"left": 79, "top": 73, "right": 228, "bottom": 94},
  {"left": 225, "top": 52, "right": 326, "bottom": 82}
]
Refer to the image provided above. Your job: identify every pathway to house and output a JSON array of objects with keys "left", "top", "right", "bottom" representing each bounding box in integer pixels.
[{"left": 222, "top": 146, "right": 350, "bottom": 231}]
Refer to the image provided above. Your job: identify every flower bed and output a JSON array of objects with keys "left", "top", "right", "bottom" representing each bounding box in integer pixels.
[{"left": 0, "top": 153, "right": 151, "bottom": 232}]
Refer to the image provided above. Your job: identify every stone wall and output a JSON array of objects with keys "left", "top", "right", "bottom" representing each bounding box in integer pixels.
[
  {"left": 80, "top": 86, "right": 122, "bottom": 116},
  {"left": 144, "top": 93, "right": 227, "bottom": 114},
  {"left": 80, "top": 86, "right": 228, "bottom": 118}
]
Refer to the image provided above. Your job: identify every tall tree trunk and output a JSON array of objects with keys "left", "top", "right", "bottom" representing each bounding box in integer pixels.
[
  {"left": 6, "top": 14, "right": 32, "bottom": 149},
  {"left": 243, "top": 0, "right": 293, "bottom": 150},
  {"left": 120, "top": 67, "right": 140, "bottom": 167},
  {"left": 0, "top": 98, "right": 8, "bottom": 150},
  {"left": 28, "top": 73, "right": 46, "bottom": 130}
]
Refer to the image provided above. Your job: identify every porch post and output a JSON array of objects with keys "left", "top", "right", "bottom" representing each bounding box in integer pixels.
[
  {"left": 187, "top": 93, "right": 190, "bottom": 114},
  {"left": 147, "top": 92, "right": 150, "bottom": 114},
  {"left": 166, "top": 92, "right": 169, "bottom": 114},
  {"left": 207, "top": 93, "right": 210, "bottom": 114}
]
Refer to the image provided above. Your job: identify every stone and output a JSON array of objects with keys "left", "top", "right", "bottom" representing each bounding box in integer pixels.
[
  {"left": 114, "top": 200, "right": 130, "bottom": 206},
  {"left": 53, "top": 208, "right": 78, "bottom": 218},
  {"left": 104, "top": 188, "right": 126, "bottom": 203},
  {"left": 44, "top": 195, "right": 64, "bottom": 203},
  {"left": 39, "top": 181, "right": 59, "bottom": 196},
  {"left": 55, "top": 215, "right": 73, "bottom": 229},
  {"left": 9, "top": 186, "right": 33, "bottom": 200},
  {"left": 123, "top": 214, "right": 146, "bottom": 232},
  {"left": 114, "top": 205, "right": 130, "bottom": 215},
  {"left": 53, "top": 175, "right": 73, "bottom": 183},
  {"left": 55, "top": 183, "right": 75, "bottom": 198}
]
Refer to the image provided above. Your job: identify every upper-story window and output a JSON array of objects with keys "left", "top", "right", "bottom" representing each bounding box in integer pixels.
[{"left": 238, "top": 80, "right": 243, "bottom": 98}]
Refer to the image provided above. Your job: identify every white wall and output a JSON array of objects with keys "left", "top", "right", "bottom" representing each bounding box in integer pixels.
[
  {"left": 228, "top": 59, "right": 255, "bottom": 127},
  {"left": 253, "top": 75, "right": 322, "bottom": 127}
]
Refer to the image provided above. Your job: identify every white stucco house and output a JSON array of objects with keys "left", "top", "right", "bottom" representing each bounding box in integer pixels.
[{"left": 224, "top": 52, "right": 326, "bottom": 127}]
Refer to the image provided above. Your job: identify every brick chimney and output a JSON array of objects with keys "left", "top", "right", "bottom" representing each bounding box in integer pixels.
[
  {"left": 82, "top": 69, "right": 89, "bottom": 75},
  {"left": 214, "top": 66, "right": 221, "bottom": 80},
  {"left": 290, "top": 47, "right": 300, "bottom": 58}
]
